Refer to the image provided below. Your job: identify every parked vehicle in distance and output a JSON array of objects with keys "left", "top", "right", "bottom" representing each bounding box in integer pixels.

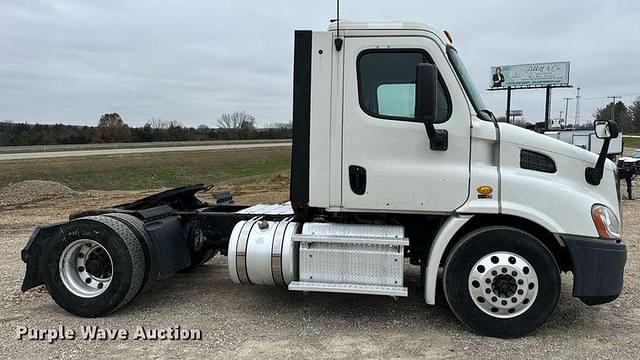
[
  {"left": 618, "top": 149, "right": 640, "bottom": 199},
  {"left": 619, "top": 149, "right": 640, "bottom": 163},
  {"left": 544, "top": 129, "right": 623, "bottom": 156},
  {"left": 20, "top": 20, "right": 626, "bottom": 339}
]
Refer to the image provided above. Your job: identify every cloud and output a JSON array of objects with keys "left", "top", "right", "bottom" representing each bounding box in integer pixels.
[{"left": 0, "top": 0, "right": 638, "bottom": 126}]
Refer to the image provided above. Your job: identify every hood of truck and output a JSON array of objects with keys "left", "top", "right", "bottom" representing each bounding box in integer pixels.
[
  {"left": 500, "top": 123, "right": 602, "bottom": 164},
  {"left": 497, "top": 123, "right": 620, "bottom": 238}
]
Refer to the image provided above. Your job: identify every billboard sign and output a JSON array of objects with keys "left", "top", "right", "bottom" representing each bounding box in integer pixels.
[
  {"left": 509, "top": 110, "right": 523, "bottom": 117},
  {"left": 490, "top": 62, "right": 570, "bottom": 89}
]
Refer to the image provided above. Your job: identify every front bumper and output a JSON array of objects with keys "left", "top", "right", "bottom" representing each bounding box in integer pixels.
[{"left": 563, "top": 235, "right": 627, "bottom": 305}]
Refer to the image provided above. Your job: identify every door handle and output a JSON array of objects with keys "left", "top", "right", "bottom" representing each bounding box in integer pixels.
[{"left": 349, "top": 165, "right": 367, "bottom": 195}]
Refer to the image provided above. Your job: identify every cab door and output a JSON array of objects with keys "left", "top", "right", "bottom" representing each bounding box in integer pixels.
[{"left": 341, "top": 35, "right": 471, "bottom": 213}]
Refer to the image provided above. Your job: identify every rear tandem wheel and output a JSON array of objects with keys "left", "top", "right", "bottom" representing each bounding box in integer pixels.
[{"left": 42, "top": 215, "right": 147, "bottom": 317}]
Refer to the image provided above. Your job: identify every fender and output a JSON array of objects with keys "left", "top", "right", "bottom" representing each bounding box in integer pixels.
[
  {"left": 21, "top": 223, "right": 65, "bottom": 291},
  {"left": 424, "top": 214, "right": 473, "bottom": 304}
]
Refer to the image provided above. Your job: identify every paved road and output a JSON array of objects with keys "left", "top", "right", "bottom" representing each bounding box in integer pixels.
[
  {"left": 0, "top": 142, "right": 291, "bottom": 161},
  {"left": 0, "top": 139, "right": 289, "bottom": 154}
]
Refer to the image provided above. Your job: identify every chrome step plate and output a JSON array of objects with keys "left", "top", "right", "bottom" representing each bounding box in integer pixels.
[{"left": 288, "top": 281, "right": 408, "bottom": 297}]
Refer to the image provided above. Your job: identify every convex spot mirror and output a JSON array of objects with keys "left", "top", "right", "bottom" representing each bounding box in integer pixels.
[{"left": 594, "top": 119, "right": 620, "bottom": 139}]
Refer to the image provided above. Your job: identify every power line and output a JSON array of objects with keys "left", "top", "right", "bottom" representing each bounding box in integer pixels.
[
  {"left": 580, "top": 91, "right": 640, "bottom": 101},
  {"left": 619, "top": 91, "right": 640, "bottom": 97}
]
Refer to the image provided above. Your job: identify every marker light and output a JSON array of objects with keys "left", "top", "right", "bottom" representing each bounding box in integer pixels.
[
  {"left": 444, "top": 30, "right": 453, "bottom": 43},
  {"left": 477, "top": 185, "right": 493, "bottom": 195},
  {"left": 591, "top": 204, "right": 621, "bottom": 239}
]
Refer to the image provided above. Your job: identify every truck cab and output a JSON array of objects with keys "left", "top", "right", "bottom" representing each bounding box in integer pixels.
[
  {"left": 288, "top": 21, "right": 625, "bottom": 334},
  {"left": 21, "top": 20, "right": 626, "bottom": 339}
]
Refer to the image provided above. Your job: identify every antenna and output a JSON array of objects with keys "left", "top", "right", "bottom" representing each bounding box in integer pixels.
[
  {"left": 334, "top": 0, "right": 343, "bottom": 51},
  {"left": 337, "top": 0, "right": 339, "bottom": 34}
]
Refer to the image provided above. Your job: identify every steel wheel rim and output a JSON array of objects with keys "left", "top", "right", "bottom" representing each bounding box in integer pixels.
[
  {"left": 59, "top": 239, "right": 113, "bottom": 298},
  {"left": 468, "top": 251, "right": 539, "bottom": 319}
]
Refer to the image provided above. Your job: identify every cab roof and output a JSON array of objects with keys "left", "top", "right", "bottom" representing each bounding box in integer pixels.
[{"left": 327, "top": 20, "right": 447, "bottom": 43}]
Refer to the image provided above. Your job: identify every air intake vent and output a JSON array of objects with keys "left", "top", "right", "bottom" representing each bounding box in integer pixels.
[{"left": 520, "top": 150, "right": 556, "bottom": 173}]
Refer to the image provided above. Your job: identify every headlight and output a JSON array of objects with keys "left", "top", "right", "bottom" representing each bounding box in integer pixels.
[{"left": 591, "top": 204, "right": 621, "bottom": 239}]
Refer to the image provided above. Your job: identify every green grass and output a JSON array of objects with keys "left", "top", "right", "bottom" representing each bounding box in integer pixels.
[
  {"left": 624, "top": 137, "right": 640, "bottom": 150},
  {"left": 0, "top": 147, "right": 292, "bottom": 191}
]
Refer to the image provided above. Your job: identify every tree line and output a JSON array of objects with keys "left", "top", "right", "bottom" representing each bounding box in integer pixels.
[
  {"left": 496, "top": 96, "right": 640, "bottom": 132},
  {"left": 0, "top": 111, "right": 292, "bottom": 146},
  {"left": 594, "top": 96, "right": 640, "bottom": 133}
]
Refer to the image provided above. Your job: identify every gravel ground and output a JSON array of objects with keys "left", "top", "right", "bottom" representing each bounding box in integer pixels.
[
  {"left": 0, "top": 180, "right": 79, "bottom": 207},
  {"left": 0, "top": 182, "right": 639, "bottom": 359}
]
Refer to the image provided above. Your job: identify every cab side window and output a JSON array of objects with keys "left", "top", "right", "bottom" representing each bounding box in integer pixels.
[{"left": 357, "top": 50, "right": 451, "bottom": 123}]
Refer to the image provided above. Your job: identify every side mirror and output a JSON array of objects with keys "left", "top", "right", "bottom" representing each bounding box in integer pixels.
[
  {"left": 415, "top": 63, "right": 447, "bottom": 151},
  {"left": 586, "top": 119, "right": 620, "bottom": 185},
  {"left": 594, "top": 119, "right": 619, "bottom": 139},
  {"left": 415, "top": 63, "right": 437, "bottom": 123}
]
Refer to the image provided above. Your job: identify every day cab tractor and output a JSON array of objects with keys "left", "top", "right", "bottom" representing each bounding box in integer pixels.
[{"left": 20, "top": 21, "right": 626, "bottom": 338}]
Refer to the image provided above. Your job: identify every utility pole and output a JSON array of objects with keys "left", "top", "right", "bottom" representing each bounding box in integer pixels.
[
  {"left": 544, "top": 86, "right": 552, "bottom": 129},
  {"left": 559, "top": 111, "right": 564, "bottom": 126},
  {"left": 563, "top": 97, "right": 573, "bottom": 126},
  {"left": 607, "top": 95, "right": 620, "bottom": 122},
  {"left": 574, "top": 87, "right": 581, "bottom": 126}
]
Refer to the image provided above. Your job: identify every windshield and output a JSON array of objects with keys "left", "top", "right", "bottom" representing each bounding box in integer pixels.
[
  {"left": 632, "top": 150, "right": 640, "bottom": 158},
  {"left": 446, "top": 46, "right": 490, "bottom": 121}
]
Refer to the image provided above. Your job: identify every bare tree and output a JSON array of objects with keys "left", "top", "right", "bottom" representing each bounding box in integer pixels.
[
  {"left": 217, "top": 110, "right": 256, "bottom": 130},
  {"left": 167, "top": 120, "right": 183, "bottom": 128},
  {"left": 266, "top": 121, "right": 293, "bottom": 129},
  {"left": 147, "top": 117, "right": 170, "bottom": 129}
]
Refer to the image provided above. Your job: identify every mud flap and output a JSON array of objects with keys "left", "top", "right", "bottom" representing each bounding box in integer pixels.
[
  {"left": 144, "top": 216, "right": 191, "bottom": 277},
  {"left": 21, "top": 223, "right": 65, "bottom": 291}
]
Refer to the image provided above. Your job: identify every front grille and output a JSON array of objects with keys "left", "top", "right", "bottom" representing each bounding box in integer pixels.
[{"left": 520, "top": 150, "right": 557, "bottom": 173}]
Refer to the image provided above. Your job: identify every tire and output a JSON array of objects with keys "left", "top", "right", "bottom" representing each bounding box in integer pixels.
[
  {"left": 104, "top": 213, "right": 156, "bottom": 295},
  {"left": 42, "top": 216, "right": 146, "bottom": 317},
  {"left": 443, "top": 226, "right": 560, "bottom": 338}
]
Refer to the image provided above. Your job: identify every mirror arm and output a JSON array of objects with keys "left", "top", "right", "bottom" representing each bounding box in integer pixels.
[
  {"left": 585, "top": 138, "right": 611, "bottom": 186},
  {"left": 420, "top": 115, "right": 436, "bottom": 137},
  {"left": 419, "top": 115, "right": 448, "bottom": 151}
]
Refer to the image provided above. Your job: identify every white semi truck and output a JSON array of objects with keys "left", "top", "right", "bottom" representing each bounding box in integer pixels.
[{"left": 21, "top": 21, "right": 626, "bottom": 338}]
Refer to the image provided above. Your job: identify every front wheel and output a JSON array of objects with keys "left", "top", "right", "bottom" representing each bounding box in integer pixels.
[{"left": 443, "top": 226, "right": 560, "bottom": 338}]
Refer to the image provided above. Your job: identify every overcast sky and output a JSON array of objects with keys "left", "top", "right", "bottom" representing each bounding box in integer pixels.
[{"left": 1, "top": 0, "right": 639, "bottom": 127}]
